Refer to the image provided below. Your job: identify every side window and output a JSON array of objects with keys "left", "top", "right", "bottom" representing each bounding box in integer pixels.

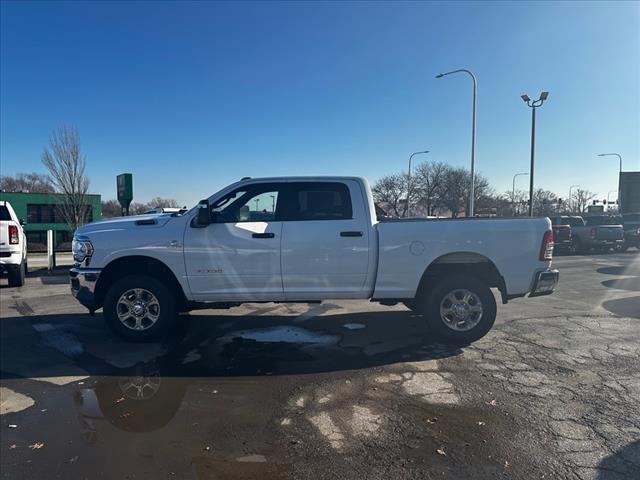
[
  {"left": 210, "top": 184, "right": 281, "bottom": 223},
  {"left": 285, "top": 182, "right": 353, "bottom": 221}
]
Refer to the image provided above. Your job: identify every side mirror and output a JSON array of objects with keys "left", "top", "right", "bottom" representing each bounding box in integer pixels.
[
  {"left": 192, "top": 199, "right": 211, "bottom": 228},
  {"left": 19, "top": 218, "right": 26, "bottom": 226}
]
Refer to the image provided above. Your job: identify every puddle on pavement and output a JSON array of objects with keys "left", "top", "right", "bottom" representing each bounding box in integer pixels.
[{"left": 221, "top": 326, "right": 340, "bottom": 345}]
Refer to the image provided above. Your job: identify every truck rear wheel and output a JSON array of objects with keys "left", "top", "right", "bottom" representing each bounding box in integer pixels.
[
  {"left": 103, "top": 274, "right": 177, "bottom": 342},
  {"left": 420, "top": 275, "right": 496, "bottom": 345},
  {"left": 7, "top": 262, "right": 25, "bottom": 287}
]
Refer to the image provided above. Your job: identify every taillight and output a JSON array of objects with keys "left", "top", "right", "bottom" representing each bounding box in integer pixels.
[
  {"left": 8, "top": 225, "right": 19, "bottom": 244},
  {"left": 590, "top": 227, "right": 597, "bottom": 237},
  {"left": 540, "top": 230, "right": 554, "bottom": 261}
]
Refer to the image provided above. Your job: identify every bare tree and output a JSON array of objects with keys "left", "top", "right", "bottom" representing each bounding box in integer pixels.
[
  {"left": 572, "top": 188, "right": 597, "bottom": 213},
  {"left": 41, "top": 125, "right": 90, "bottom": 231},
  {"left": 532, "top": 189, "right": 559, "bottom": 216},
  {"left": 101, "top": 200, "right": 121, "bottom": 218},
  {"left": 505, "top": 189, "right": 528, "bottom": 216},
  {"left": 412, "top": 161, "right": 448, "bottom": 216},
  {"left": 372, "top": 173, "right": 407, "bottom": 217},
  {"left": 439, "top": 168, "right": 468, "bottom": 217},
  {"left": 0, "top": 172, "right": 54, "bottom": 193},
  {"left": 147, "top": 197, "right": 179, "bottom": 209}
]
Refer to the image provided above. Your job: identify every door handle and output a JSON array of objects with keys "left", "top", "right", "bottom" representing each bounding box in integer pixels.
[
  {"left": 252, "top": 232, "right": 275, "bottom": 238},
  {"left": 340, "top": 231, "right": 363, "bottom": 237}
]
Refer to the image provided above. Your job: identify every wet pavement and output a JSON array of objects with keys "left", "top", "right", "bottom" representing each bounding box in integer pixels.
[{"left": 1, "top": 252, "right": 639, "bottom": 479}]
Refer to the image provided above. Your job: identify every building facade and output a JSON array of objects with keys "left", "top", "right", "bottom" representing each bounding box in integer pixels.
[{"left": 0, "top": 191, "right": 101, "bottom": 251}]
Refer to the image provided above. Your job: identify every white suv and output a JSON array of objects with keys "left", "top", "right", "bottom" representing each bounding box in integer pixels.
[{"left": 0, "top": 201, "right": 27, "bottom": 286}]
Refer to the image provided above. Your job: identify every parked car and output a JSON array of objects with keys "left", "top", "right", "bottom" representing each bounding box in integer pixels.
[
  {"left": 559, "top": 215, "right": 624, "bottom": 253},
  {"left": 70, "top": 176, "right": 559, "bottom": 345},
  {"left": 621, "top": 213, "right": 640, "bottom": 251},
  {"left": 0, "top": 200, "right": 27, "bottom": 286}
]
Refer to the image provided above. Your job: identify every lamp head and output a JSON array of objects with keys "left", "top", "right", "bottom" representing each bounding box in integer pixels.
[
  {"left": 521, "top": 94, "right": 531, "bottom": 103},
  {"left": 540, "top": 91, "right": 549, "bottom": 101}
]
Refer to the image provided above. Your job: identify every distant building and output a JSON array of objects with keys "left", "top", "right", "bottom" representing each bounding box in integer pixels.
[{"left": 0, "top": 191, "right": 101, "bottom": 252}]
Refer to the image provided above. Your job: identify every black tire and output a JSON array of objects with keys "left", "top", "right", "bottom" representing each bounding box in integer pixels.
[
  {"left": 418, "top": 275, "right": 497, "bottom": 345},
  {"left": 103, "top": 274, "right": 177, "bottom": 342},
  {"left": 7, "top": 262, "right": 25, "bottom": 287}
]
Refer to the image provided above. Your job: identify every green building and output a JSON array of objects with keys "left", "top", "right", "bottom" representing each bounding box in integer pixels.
[{"left": 0, "top": 191, "right": 101, "bottom": 252}]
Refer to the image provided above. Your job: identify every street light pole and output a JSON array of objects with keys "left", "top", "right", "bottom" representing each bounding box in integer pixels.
[
  {"left": 407, "top": 150, "right": 429, "bottom": 217},
  {"left": 569, "top": 184, "right": 580, "bottom": 213},
  {"left": 436, "top": 69, "right": 477, "bottom": 217},
  {"left": 597, "top": 153, "right": 622, "bottom": 210},
  {"left": 520, "top": 92, "right": 549, "bottom": 216},
  {"left": 512, "top": 172, "right": 528, "bottom": 216}
]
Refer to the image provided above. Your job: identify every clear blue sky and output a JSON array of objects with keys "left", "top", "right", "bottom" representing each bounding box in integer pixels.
[{"left": 1, "top": 1, "right": 638, "bottom": 206}]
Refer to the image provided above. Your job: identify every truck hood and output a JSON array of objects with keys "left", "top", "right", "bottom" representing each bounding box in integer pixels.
[{"left": 75, "top": 214, "right": 175, "bottom": 236}]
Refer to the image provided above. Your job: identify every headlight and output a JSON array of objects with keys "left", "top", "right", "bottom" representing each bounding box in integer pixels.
[{"left": 72, "top": 236, "right": 94, "bottom": 263}]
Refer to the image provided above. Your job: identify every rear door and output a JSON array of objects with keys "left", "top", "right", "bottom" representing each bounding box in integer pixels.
[{"left": 280, "top": 180, "right": 371, "bottom": 300}]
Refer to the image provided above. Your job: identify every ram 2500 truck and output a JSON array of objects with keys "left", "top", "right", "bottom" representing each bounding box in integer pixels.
[{"left": 70, "top": 177, "right": 558, "bottom": 344}]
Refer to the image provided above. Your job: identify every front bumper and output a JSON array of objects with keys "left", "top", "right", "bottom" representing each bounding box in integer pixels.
[
  {"left": 529, "top": 269, "right": 559, "bottom": 297},
  {"left": 70, "top": 267, "right": 102, "bottom": 311}
]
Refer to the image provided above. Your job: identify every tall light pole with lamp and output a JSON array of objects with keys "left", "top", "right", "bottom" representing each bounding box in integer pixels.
[
  {"left": 407, "top": 150, "right": 429, "bottom": 217},
  {"left": 436, "top": 69, "right": 477, "bottom": 216},
  {"left": 597, "top": 153, "right": 622, "bottom": 209},
  {"left": 512, "top": 172, "right": 528, "bottom": 216},
  {"left": 520, "top": 92, "right": 549, "bottom": 216}
]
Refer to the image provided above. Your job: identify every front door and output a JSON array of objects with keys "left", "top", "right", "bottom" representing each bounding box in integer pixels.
[{"left": 184, "top": 183, "right": 285, "bottom": 302}]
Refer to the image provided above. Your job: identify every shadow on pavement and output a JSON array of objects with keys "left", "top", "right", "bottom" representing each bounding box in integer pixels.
[
  {"left": 601, "top": 278, "right": 640, "bottom": 292},
  {"left": 597, "top": 440, "right": 640, "bottom": 479},
  {"left": 1, "top": 309, "right": 462, "bottom": 435},
  {"left": 1, "top": 310, "right": 461, "bottom": 379},
  {"left": 601, "top": 296, "right": 640, "bottom": 319}
]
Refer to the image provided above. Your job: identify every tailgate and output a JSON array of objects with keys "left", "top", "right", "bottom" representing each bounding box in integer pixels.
[
  {"left": 597, "top": 226, "right": 623, "bottom": 240},
  {"left": 552, "top": 225, "right": 571, "bottom": 242}
]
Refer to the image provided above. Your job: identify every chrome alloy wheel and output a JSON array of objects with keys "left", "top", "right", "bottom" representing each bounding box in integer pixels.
[
  {"left": 439, "top": 288, "right": 483, "bottom": 332},
  {"left": 116, "top": 288, "right": 161, "bottom": 331}
]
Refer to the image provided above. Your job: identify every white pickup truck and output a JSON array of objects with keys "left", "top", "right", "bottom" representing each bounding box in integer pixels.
[
  {"left": 70, "top": 176, "right": 558, "bottom": 344},
  {"left": 0, "top": 200, "right": 28, "bottom": 287}
]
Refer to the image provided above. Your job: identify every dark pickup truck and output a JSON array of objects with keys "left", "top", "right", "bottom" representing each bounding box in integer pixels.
[{"left": 570, "top": 215, "right": 624, "bottom": 253}]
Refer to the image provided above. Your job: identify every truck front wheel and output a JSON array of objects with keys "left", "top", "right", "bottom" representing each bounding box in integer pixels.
[
  {"left": 420, "top": 275, "right": 496, "bottom": 345},
  {"left": 103, "top": 275, "right": 177, "bottom": 342}
]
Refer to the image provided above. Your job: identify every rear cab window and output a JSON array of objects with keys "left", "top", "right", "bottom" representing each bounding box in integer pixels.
[
  {"left": 0, "top": 206, "right": 12, "bottom": 221},
  {"left": 283, "top": 182, "right": 353, "bottom": 221}
]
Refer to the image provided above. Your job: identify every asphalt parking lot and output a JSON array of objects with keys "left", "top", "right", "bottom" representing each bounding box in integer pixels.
[{"left": 1, "top": 252, "right": 639, "bottom": 480}]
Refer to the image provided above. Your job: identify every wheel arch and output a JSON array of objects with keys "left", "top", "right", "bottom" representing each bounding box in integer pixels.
[
  {"left": 95, "top": 256, "right": 188, "bottom": 311},
  {"left": 416, "top": 252, "right": 507, "bottom": 304}
]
